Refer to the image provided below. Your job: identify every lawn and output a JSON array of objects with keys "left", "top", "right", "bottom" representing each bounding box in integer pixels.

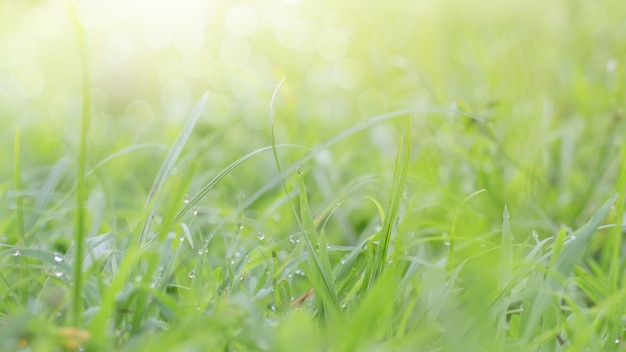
[{"left": 1, "top": 0, "right": 625, "bottom": 351}]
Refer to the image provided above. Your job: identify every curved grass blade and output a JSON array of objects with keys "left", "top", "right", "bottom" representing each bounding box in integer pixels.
[
  {"left": 268, "top": 78, "right": 341, "bottom": 323},
  {"left": 138, "top": 92, "right": 209, "bottom": 246},
  {"left": 521, "top": 194, "right": 618, "bottom": 342}
]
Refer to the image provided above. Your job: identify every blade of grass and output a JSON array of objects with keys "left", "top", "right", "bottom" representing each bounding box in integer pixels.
[
  {"left": 26, "top": 156, "right": 70, "bottom": 239},
  {"left": 268, "top": 78, "right": 341, "bottom": 323},
  {"left": 608, "top": 144, "right": 626, "bottom": 288},
  {"left": 366, "top": 116, "right": 411, "bottom": 290},
  {"left": 138, "top": 91, "right": 209, "bottom": 246},
  {"left": 498, "top": 205, "right": 513, "bottom": 290},
  {"left": 67, "top": 2, "right": 91, "bottom": 328},
  {"left": 447, "top": 189, "right": 486, "bottom": 270},
  {"left": 521, "top": 194, "right": 618, "bottom": 342},
  {"left": 13, "top": 126, "right": 24, "bottom": 244}
]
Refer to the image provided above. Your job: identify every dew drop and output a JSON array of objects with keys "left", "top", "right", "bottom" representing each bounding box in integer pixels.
[
  {"left": 442, "top": 232, "right": 451, "bottom": 246},
  {"left": 188, "top": 270, "right": 196, "bottom": 279},
  {"left": 289, "top": 235, "right": 297, "bottom": 244},
  {"left": 257, "top": 232, "right": 265, "bottom": 241},
  {"left": 238, "top": 222, "right": 244, "bottom": 230},
  {"left": 570, "top": 234, "right": 577, "bottom": 241},
  {"left": 53, "top": 252, "right": 63, "bottom": 262},
  {"left": 192, "top": 208, "right": 199, "bottom": 216},
  {"left": 53, "top": 270, "right": 64, "bottom": 278},
  {"left": 340, "top": 257, "right": 346, "bottom": 264},
  {"left": 296, "top": 166, "right": 304, "bottom": 176},
  {"left": 183, "top": 195, "right": 190, "bottom": 204},
  {"left": 12, "top": 249, "right": 20, "bottom": 257},
  {"left": 532, "top": 230, "right": 539, "bottom": 243},
  {"left": 134, "top": 275, "right": 142, "bottom": 282},
  {"left": 197, "top": 249, "right": 205, "bottom": 255},
  {"left": 179, "top": 235, "right": 185, "bottom": 242}
]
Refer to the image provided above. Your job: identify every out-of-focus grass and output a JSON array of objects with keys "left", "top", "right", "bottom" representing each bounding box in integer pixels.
[{"left": 1, "top": 0, "right": 625, "bottom": 350}]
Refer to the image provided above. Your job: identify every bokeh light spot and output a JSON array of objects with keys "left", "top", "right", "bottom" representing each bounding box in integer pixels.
[
  {"left": 231, "top": 68, "right": 261, "bottom": 101},
  {"left": 220, "top": 36, "right": 251, "bottom": 67},
  {"left": 298, "top": 96, "right": 331, "bottom": 123},
  {"left": 244, "top": 98, "right": 270, "bottom": 130},
  {"left": 125, "top": 99, "right": 154, "bottom": 131},
  {"left": 161, "top": 80, "right": 191, "bottom": 113},
  {"left": 317, "top": 30, "right": 349, "bottom": 62},
  {"left": 203, "top": 92, "right": 232, "bottom": 126},
  {"left": 182, "top": 48, "right": 212, "bottom": 79},
  {"left": 306, "top": 64, "right": 335, "bottom": 96},
  {"left": 48, "top": 93, "right": 79, "bottom": 125},
  {"left": 104, "top": 31, "right": 133, "bottom": 67},
  {"left": 357, "top": 89, "right": 389, "bottom": 116},
  {"left": 226, "top": 6, "right": 259, "bottom": 37},
  {"left": 158, "top": 59, "right": 185, "bottom": 84},
  {"left": 333, "top": 58, "right": 363, "bottom": 90},
  {"left": 206, "top": 59, "right": 235, "bottom": 91},
  {"left": 15, "top": 66, "right": 45, "bottom": 98},
  {"left": 275, "top": 17, "right": 318, "bottom": 53},
  {"left": 89, "top": 113, "right": 115, "bottom": 146},
  {"left": 143, "top": 18, "right": 173, "bottom": 49}
]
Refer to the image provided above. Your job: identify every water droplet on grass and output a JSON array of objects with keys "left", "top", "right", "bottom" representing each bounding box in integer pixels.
[
  {"left": 442, "top": 232, "right": 450, "bottom": 246},
  {"left": 53, "top": 270, "right": 64, "bottom": 278},
  {"left": 188, "top": 270, "right": 195, "bottom": 279},
  {"left": 257, "top": 232, "right": 265, "bottom": 241},
  {"left": 296, "top": 166, "right": 304, "bottom": 176},
  {"left": 12, "top": 249, "right": 20, "bottom": 256},
  {"left": 340, "top": 257, "right": 346, "bottom": 264},
  {"left": 192, "top": 208, "right": 199, "bottom": 216},
  {"left": 53, "top": 252, "right": 63, "bottom": 262},
  {"left": 532, "top": 230, "right": 539, "bottom": 243},
  {"left": 183, "top": 195, "right": 190, "bottom": 204}
]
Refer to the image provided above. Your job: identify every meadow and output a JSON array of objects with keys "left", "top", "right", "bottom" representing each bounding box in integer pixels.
[{"left": 1, "top": 0, "right": 625, "bottom": 350}]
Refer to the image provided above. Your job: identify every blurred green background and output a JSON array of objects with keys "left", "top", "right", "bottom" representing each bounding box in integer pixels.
[{"left": 1, "top": 0, "right": 625, "bottom": 246}]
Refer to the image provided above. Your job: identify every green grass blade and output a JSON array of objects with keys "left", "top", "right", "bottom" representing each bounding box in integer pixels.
[
  {"left": 521, "top": 194, "right": 618, "bottom": 342},
  {"left": 268, "top": 79, "right": 341, "bottom": 322},
  {"left": 13, "top": 126, "right": 24, "bottom": 244},
  {"left": 498, "top": 205, "right": 512, "bottom": 290},
  {"left": 67, "top": 2, "right": 91, "bottom": 327},
  {"left": 448, "top": 189, "right": 486, "bottom": 269},
  {"left": 367, "top": 116, "right": 410, "bottom": 289},
  {"left": 297, "top": 168, "right": 340, "bottom": 312},
  {"left": 608, "top": 144, "right": 626, "bottom": 288},
  {"left": 137, "top": 92, "right": 209, "bottom": 246}
]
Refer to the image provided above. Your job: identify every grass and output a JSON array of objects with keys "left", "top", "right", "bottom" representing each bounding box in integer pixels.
[{"left": 1, "top": 0, "right": 626, "bottom": 351}]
